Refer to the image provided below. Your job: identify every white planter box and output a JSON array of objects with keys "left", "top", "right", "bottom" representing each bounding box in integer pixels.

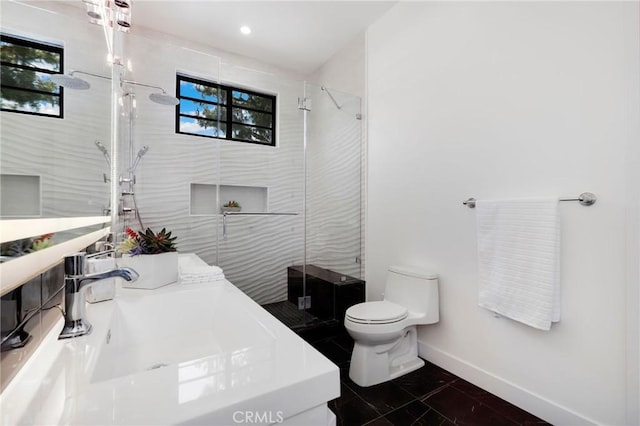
[{"left": 118, "top": 252, "right": 178, "bottom": 289}]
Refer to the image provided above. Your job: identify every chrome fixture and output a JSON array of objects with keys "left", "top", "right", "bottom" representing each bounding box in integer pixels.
[
  {"left": 462, "top": 192, "right": 597, "bottom": 208},
  {"left": 95, "top": 140, "right": 111, "bottom": 168},
  {"left": 59, "top": 251, "right": 138, "bottom": 339},
  {"left": 321, "top": 85, "right": 342, "bottom": 110},
  {"left": 50, "top": 70, "right": 109, "bottom": 89},
  {"left": 121, "top": 80, "right": 180, "bottom": 105},
  {"left": 130, "top": 145, "right": 149, "bottom": 173},
  {"left": 116, "top": 10, "right": 131, "bottom": 28},
  {"left": 50, "top": 71, "right": 179, "bottom": 105},
  {"left": 83, "top": 0, "right": 131, "bottom": 30}
]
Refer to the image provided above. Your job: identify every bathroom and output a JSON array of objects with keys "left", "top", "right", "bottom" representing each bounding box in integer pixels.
[{"left": 1, "top": 1, "right": 639, "bottom": 425}]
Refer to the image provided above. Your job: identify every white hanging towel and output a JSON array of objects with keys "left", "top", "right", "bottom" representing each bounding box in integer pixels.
[{"left": 476, "top": 198, "right": 560, "bottom": 331}]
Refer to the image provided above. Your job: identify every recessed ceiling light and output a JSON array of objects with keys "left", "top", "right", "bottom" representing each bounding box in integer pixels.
[{"left": 240, "top": 26, "right": 251, "bottom": 35}]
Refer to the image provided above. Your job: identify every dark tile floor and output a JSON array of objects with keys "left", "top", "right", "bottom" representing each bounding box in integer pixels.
[{"left": 301, "top": 330, "right": 551, "bottom": 426}]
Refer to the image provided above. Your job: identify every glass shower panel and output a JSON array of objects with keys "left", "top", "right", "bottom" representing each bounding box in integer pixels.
[
  {"left": 216, "top": 63, "right": 307, "bottom": 327},
  {"left": 304, "top": 82, "right": 363, "bottom": 324},
  {"left": 122, "top": 30, "right": 221, "bottom": 266}
]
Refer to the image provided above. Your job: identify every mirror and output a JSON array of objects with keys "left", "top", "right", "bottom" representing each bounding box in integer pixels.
[{"left": 1, "top": 1, "right": 111, "bottom": 220}]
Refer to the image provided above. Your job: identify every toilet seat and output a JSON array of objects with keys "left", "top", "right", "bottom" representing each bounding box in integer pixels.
[{"left": 346, "top": 301, "right": 408, "bottom": 324}]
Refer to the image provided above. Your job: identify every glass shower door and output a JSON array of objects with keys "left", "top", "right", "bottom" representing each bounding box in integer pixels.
[
  {"left": 304, "top": 82, "right": 363, "bottom": 325},
  {"left": 215, "top": 63, "right": 309, "bottom": 327}
]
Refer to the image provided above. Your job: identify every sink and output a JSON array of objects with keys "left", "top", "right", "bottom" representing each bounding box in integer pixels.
[
  {"left": 90, "top": 284, "right": 276, "bottom": 383},
  {"left": 2, "top": 258, "right": 339, "bottom": 425}
]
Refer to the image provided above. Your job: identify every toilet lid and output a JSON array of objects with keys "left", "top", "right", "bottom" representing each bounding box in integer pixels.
[{"left": 346, "top": 301, "right": 408, "bottom": 324}]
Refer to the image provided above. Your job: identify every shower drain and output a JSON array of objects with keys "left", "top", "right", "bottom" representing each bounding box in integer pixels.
[{"left": 147, "top": 363, "right": 169, "bottom": 371}]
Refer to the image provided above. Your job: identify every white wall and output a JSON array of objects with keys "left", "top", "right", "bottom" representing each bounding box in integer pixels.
[
  {"left": 366, "top": 2, "right": 639, "bottom": 425},
  {"left": 308, "top": 33, "right": 366, "bottom": 98}
]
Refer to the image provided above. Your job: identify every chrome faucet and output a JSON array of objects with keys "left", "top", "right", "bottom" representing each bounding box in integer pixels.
[{"left": 59, "top": 252, "right": 139, "bottom": 339}]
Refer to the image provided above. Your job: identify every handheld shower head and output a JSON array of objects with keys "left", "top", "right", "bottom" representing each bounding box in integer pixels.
[
  {"left": 137, "top": 145, "right": 149, "bottom": 158},
  {"left": 94, "top": 140, "right": 111, "bottom": 167},
  {"left": 95, "top": 140, "right": 108, "bottom": 155},
  {"left": 130, "top": 145, "right": 149, "bottom": 172}
]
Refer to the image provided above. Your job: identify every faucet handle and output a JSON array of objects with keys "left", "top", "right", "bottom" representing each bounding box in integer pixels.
[
  {"left": 85, "top": 249, "right": 115, "bottom": 260},
  {"left": 64, "top": 252, "right": 86, "bottom": 276}
]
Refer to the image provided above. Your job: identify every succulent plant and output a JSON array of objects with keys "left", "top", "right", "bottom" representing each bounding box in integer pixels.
[
  {"left": 118, "top": 227, "right": 177, "bottom": 256},
  {"left": 138, "top": 228, "right": 177, "bottom": 254}
]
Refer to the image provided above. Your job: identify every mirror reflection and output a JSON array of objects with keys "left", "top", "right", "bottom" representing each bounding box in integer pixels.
[{"left": 0, "top": 1, "right": 111, "bottom": 219}]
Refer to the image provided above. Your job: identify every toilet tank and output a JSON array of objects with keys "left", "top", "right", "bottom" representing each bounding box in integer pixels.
[{"left": 384, "top": 266, "right": 439, "bottom": 324}]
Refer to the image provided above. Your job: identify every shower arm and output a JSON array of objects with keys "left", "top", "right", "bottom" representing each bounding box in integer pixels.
[
  {"left": 70, "top": 70, "right": 111, "bottom": 81},
  {"left": 122, "top": 80, "right": 168, "bottom": 94},
  {"left": 321, "top": 86, "right": 342, "bottom": 110},
  {"left": 65, "top": 72, "right": 169, "bottom": 94}
]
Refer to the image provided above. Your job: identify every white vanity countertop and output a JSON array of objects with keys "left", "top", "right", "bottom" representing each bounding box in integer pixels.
[{"left": 1, "top": 255, "right": 339, "bottom": 425}]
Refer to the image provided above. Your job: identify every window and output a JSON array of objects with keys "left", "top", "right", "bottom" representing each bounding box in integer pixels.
[
  {"left": 176, "top": 74, "right": 276, "bottom": 146},
  {"left": 1, "top": 34, "right": 63, "bottom": 118}
]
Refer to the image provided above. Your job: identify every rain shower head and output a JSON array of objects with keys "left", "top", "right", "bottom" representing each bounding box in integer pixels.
[
  {"left": 149, "top": 92, "right": 179, "bottom": 106},
  {"left": 50, "top": 73, "right": 178, "bottom": 106},
  {"left": 50, "top": 70, "right": 110, "bottom": 90},
  {"left": 51, "top": 73, "right": 91, "bottom": 90},
  {"left": 122, "top": 79, "right": 179, "bottom": 106}
]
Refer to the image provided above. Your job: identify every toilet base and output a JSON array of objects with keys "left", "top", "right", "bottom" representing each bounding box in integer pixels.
[{"left": 348, "top": 326, "right": 424, "bottom": 387}]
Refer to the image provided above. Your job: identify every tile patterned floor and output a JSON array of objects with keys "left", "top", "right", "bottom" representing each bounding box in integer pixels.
[{"left": 302, "top": 331, "right": 551, "bottom": 426}]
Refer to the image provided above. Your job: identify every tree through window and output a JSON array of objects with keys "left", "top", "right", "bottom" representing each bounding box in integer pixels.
[
  {"left": 1, "top": 34, "right": 63, "bottom": 118},
  {"left": 176, "top": 74, "right": 276, "bottom": 146}
]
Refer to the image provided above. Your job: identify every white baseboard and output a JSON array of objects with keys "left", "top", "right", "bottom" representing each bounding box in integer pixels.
[{"left": 417, "top": 340, "right": 597, "bottom": 426}]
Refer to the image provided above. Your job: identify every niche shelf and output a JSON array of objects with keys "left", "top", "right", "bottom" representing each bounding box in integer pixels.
[
  {"left": 189, "top": 183, "right": 268, "bottom": 216},
  {"left": 220, "top": 184, "right": 267, "bottom": 213},
  {"left": 1, "top": 174, "right": 41, "bottom": 217}
]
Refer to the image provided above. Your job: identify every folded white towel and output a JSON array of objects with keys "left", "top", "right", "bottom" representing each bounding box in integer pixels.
[
  {"left": 178, "top": 254, "right": 225, "bottom": 284},
  {"left": 476, "top": 198, "right": 560, "bottom": 330}
]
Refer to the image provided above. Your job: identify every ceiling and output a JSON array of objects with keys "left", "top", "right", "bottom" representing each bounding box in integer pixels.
[
  {"left": 55, "top": 1, "right": 394, "bottom": 75},
  {"left": 131, "top": 1, "right": 395, "bottom": 75}
]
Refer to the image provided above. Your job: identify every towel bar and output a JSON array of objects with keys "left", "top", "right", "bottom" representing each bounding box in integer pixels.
[{"left": 463, "top": 192, "right": 596, "bottom": 208}]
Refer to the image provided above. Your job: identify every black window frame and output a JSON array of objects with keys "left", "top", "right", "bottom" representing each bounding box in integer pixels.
[
  {"left": 175, "top": 74, "right": 276, "bottom": 147},
  {"left": 0, "top": 33, "right": 64, "bottom": 119}
]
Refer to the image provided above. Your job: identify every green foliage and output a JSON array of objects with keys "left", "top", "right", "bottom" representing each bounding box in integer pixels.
[
  {"left": 138, "top": 228, "right": 178, "bottom": 254},
  {"left": 192, "top": 86, "right": 273, "bottom": 143},
  {"left": 138, "top": 228, "right": 177, "bottom": 254},
  {"left": 1, "top": 39, "right": 60, "bottom": 110},
  {"left": 118, "top": 227, "right": 178, "bottom": 256}
]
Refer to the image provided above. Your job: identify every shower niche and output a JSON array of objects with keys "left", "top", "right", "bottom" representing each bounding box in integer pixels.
[{"left": 189, "top": 183, "right": 268, "bottom": 216}]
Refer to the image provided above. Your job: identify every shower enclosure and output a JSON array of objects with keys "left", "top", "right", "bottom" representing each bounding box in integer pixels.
[{"left": 118, "top": 30, "right": 363, "bottom": 330}]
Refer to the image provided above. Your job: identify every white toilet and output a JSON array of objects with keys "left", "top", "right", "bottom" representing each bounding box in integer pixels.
[{"left": 344, "top": 266, "right": 439, "bottom": 387}]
